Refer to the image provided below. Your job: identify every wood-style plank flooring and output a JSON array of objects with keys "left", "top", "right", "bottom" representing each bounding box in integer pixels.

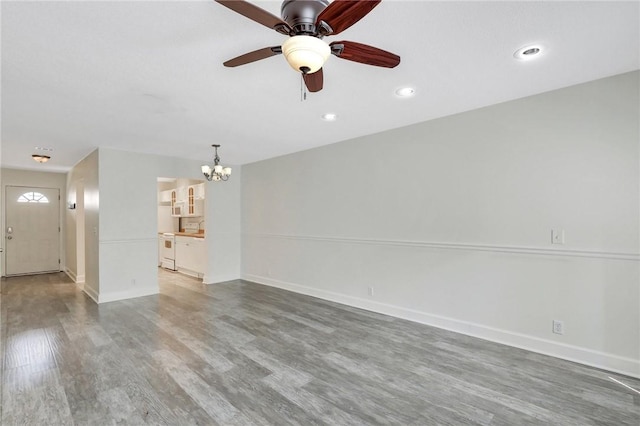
[{"left": 1, "top": 270, "right": 639, "bottom": 425}]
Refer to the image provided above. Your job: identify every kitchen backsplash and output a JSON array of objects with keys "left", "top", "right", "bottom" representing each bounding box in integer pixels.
[{"left": 180, "top": 216, "right": 205, "bottom": 231}]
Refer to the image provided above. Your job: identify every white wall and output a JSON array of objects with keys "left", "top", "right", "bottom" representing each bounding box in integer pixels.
[
  {"left": 204, "top": 165, "right": 241, "bottom": 284},
  {"left": 241, "top": 71, "right": 640, "bottom": 377},
  {"left": 66, "top": 150, "right": 99, "bottom": 300},
  {"left": 1, "top": 168, "right": 68, "bottom": 276},
  {"left": 95, "top": 148, "right": 241, "bottom": 303}
]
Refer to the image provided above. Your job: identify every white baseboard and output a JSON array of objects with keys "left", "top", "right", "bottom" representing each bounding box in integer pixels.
[
  {"left": 83, "top": 285, "right": 99, "bottom": 304},
  {"left": 243, "top": 273, "right": 639, "bottom": 379},
  {"left": 176, "top": 267, "right": 204, "bottom": 280},
  {"left": 64, "top": 268, "right": 77, "bottom": 282},
  {"left": 98, "top": 285, "right": 159, "bottom": 304},
  {"left": 64, "top": 268, "right": 85, "bottom": 284},
  {"left": 203, "top": 274, "right": 241, "bottom": 285}
]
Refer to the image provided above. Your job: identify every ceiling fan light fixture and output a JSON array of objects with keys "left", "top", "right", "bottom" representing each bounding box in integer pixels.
[
  {"left": 282, "top": 35, "right": 330, "bottom": 74},
  {"left": 32, "top": 154, "right": 51, "bottom": 163}
]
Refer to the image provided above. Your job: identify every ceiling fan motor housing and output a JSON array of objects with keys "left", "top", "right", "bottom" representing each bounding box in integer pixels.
[{"left": 281, "top": 0, "right": 329, "bottom": 35}]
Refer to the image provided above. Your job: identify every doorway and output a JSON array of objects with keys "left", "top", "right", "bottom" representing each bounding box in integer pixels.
[{"left": 5, "top": 186, "right": 60, "bottom": 275}]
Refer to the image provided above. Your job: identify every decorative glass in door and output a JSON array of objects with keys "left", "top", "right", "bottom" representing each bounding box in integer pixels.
[{"left": 188, "top": 187, "right": 195, "bottom": 215}]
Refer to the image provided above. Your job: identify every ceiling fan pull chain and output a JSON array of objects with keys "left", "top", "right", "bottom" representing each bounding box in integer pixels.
[{"left": 300, "top": 73, "right": 307, "bottom": 101}]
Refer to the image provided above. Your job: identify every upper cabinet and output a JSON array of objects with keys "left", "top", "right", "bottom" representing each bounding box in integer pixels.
[
  {"left": 193, "top": 183, "right": 205, "bottom": 200},
  {"left": 187, "top": 186, "right": 195, "bottom": 216},
  {"left": 161, "top": 182, "right": 205, "bottom": 216},
  {"left": 170, "top": 189, "right": 181, "bottom": 216},
  {"left": 177, "top": 186, "right": 188, "bottom": 204}
]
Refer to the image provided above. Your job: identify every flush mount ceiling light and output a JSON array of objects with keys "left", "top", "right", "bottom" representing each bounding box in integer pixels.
[
  {"left": 282, "top": 35, "right": 331, "bottom": 74},
  {"left": 395, "top": 87, "right": 416, "bottom": 98},
  {"left": 32, "top": 154, "right": 51, "bottom": 163},
  {"left": 514, "top": 45, "right": 544, "bottom": 60},
  {"left": 322, "top": 113, "right": 337, "bottom": 121},
  {"left": 201, "top": 144, "right": 232, "bottom": 182}
]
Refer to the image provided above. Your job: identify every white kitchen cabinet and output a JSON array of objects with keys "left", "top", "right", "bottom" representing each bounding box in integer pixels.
[
  {"left": 176, "top": 186, "right": 187, "bottom": 203},
  {"left": 193, "top": 183, "right": 205, "bottom": 199},
  {"left": 170, "top": 190, "right": 181, "bottom": 216},
  {"left": 184, "top": 185, "right": 204, "bottom": 216},
  {"left": 175, "top": 236, "right": 206, "bottom": 278}
]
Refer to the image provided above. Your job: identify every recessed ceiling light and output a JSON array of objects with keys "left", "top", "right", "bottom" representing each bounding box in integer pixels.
[
  {"left": 322, "top": 113, "right": 337, "bottom": 121},
  {"left": 514, "top": 45, "right": 544, "bottom": 60},
  {"left": 395, "top": 87, "right": 415, "bottom": 98}
]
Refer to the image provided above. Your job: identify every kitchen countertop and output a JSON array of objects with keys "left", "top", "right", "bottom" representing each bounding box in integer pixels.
[
  {"left": 158, "top": 232, "right": 205, "bottom": 239},
  {"left": 174, "top": 232, "right": 205, "bottom": 238}
]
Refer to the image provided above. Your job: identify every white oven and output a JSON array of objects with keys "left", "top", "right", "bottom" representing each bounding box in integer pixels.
[{"left": 161, "top": 233, "right": 176, "bottom": 270}]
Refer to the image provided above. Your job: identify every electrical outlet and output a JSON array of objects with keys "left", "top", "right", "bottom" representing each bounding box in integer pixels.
[
  {"left": 368, "top": 287, "right": 374, "bottom": 296},
  {"left": 552, "top": 320, "right": 564, "bottom": 335},
  {"left": 551, "top": 228, "right": 565, "bottom": 245}
]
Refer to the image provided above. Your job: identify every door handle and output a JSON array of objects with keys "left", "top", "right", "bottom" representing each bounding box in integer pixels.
[
  {"left": 6, "top": 226, "right": 13, "bottom": 234},
  {"left": 7, "top": 236, "right": 12, "bottom": 240}
]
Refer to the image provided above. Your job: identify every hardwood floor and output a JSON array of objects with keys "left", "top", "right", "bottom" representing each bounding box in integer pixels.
[{"left": 1, "top": 270, "right": 638, "bottom": 425}]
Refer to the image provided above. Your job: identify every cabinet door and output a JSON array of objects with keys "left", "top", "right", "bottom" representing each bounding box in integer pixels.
[
  {"left": 191, "top": 239, "right": 206, "bottom": 274},
  {"left": 195, "top": 183, "right": 205, "bottom": 199},
  {"left": 170, "top": 190, "right": 179, "bottom": 216},
  {"left": 175, "top": 236, "right": 206, "bottom": 275},
  {"left": 193, "top": 199, "right": 204, "bottom": 217},
  {"left": 176, "top": 186, "right": 187, "bottom": 202},
  {"left": 187, "top": 186, "right": 195, "bottom": 216},
  {"left": 175, "top": 239, "right": 188, "bottom": 269}
]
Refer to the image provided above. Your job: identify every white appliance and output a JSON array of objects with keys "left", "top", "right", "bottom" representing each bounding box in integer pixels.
[
  {"left": 172, "top": 202, "right": 185, "bottom": 217},
  {"left": 161, "top": 233, "right": 176, "bottom": 271}
]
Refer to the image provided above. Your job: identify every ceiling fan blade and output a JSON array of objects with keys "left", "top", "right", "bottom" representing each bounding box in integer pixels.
[
  {"left": 223, "top": 46, "right": 282, "bottom": 67},
  {"left": 303, "top": 68, "right": 323, "bottom": 92},
  {"left": 316, "top": 0, "right": 381, "bottom": 35},
  {"left": 215, "top": 0, "right": 291, "bottom": 34},
  {"left": 331, "top": 40, "right": 400, "bottom": 68}
]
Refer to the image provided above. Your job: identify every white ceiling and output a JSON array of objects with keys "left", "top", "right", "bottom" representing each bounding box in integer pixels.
[{"left": 2, "top": 1, "right": 638, "bottom": 172}]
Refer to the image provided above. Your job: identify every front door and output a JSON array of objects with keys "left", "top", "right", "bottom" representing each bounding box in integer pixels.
[{"left": 5, "top": 186, "right": 60, "bottom": 275}]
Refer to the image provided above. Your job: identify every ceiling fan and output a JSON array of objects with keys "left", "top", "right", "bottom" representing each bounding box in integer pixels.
[{"left": 216, "top": 0, "right": 400, "bottom": 93}]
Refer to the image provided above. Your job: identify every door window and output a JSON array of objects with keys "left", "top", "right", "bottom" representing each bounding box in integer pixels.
[{"left": 17, "top": 191, "right": 50, "bottom": 203}]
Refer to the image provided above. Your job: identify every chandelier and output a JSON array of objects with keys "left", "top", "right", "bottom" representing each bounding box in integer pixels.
[{"left": 201, "top": 144, "right": 232, "bottom": 182}]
